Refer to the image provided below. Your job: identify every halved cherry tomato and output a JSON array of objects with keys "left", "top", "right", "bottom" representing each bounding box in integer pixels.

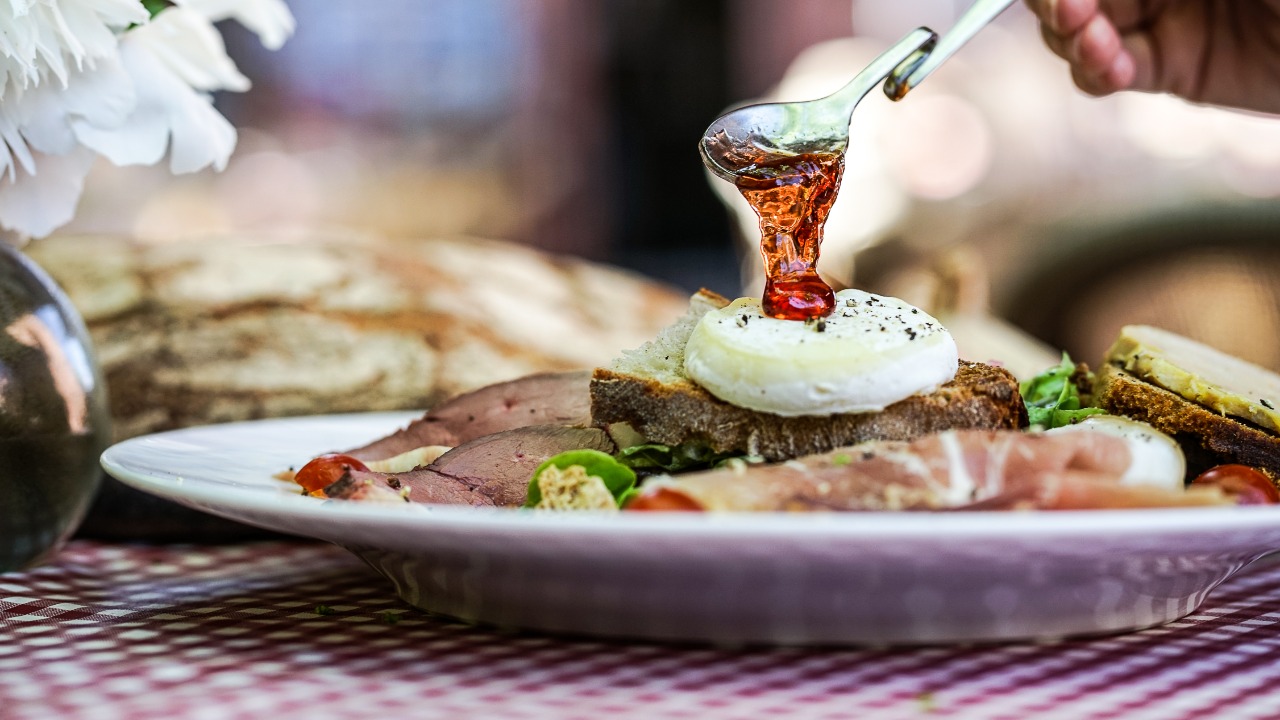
[
  {"left": 624, "top": 487, "right": 705, "bottom": 512},
  {"left": 294, "top": 453, "right": 370, "bottom": 494},
  {"left": 1191, "top": 464, "right": 1280, "bottom": 505}
]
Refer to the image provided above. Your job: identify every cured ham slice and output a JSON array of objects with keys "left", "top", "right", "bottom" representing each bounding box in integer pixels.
[
  {"left": 626, "top": 430, "right": 1231, "bottom": 512},
  {"left": 346, "top": 371, "right": 592, "bottom": 461}
]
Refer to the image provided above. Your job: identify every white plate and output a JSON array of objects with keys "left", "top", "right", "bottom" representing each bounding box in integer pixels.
[{"left": 101, "top": 412, "right": 1280, "bottom": 646}]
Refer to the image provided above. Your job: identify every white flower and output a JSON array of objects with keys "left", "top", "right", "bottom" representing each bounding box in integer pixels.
[
  {"left": 0, "top": 0, "right": 146, "bottom": 92},
  {"left": 0, "top": 0, "right": 294, "bottom": 239},
  {"left": 174, "top": 0, "right": 293, "bottom": 51}
]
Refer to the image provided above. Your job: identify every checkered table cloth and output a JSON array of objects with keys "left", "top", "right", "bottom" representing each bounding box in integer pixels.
[{"left": 3, "top": 541, "right": 1280, "bottom": 720}]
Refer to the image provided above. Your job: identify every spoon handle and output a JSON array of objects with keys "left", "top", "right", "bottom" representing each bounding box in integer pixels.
[
  {"left": 883, "top": 0, "right": 1017, "bottom": 99},
  {"left": 828, "top": 27, "right": 938, "bottom": 113},
  {"left": 791, "top": 28, "right": 938, "bottom": 154}
]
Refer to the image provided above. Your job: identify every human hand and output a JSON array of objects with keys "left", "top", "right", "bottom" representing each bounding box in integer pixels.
[{"left": 1025, "top": 0, "right": 1280, "bottom": 114}]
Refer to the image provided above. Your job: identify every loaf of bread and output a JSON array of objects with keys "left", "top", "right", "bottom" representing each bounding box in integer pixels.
[
  {"left": 30, "top": 232, "right": 688, "bottom": 441},
  {"left": 590, "top": 290, "right": 1028, "bottom": 460}
]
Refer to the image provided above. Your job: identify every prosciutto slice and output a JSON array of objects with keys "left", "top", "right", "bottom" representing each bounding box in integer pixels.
[{"left": 626, "top": 430, "right": 1231, "bottom": 512}]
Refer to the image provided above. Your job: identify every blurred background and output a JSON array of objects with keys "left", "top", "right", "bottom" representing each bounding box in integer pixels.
[{"left": 58, "top": 0, "right": 1280, "bottom": 373}]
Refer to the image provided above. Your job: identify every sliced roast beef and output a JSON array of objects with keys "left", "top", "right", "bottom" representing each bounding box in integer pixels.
[
  {"left": 427, "top": 425, "right": 615, "bottom": 506},
  {"left": 323, "top": 472, "right": 406, "bottom": 503},
  {"left": 325, "top": 467, "right": 496, "bottom": 506},
  {"left": 330, "top": 424, "right": 614, "bottom": 507},
  {"left": 348, "top": 371, "right": 592, "bottom": 461}
]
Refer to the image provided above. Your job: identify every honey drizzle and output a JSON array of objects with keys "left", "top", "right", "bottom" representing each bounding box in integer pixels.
[{"left": 734, "top": 151, "right": 844, "bottom": 320}]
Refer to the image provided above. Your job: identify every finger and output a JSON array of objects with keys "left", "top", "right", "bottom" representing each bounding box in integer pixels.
[
  {"left": 1039, "top": 21, "right": 1071, "bottom": 60},
  {"left": 1072, "top": 14, "right": 1125, "bottom": 78},
  {"left": 1069, "top": 48, "right": 1135, "bottom": 96},
  {"left": 1119, "top": 33, "right": 1156, "bottom": 93},
  {"left": 1025, "top": 0, "right": 1095, "bottom": 34},
  {"left": 1071, "top": 63, "right": 1117, "bottom": 96},
  {"left": 1049, "top": 0, "right": 1098, "bottom": 34},
  {"left": 1097, "top": 0, "right": 1168, "bottom": 32},
  {"left": 1104, "top": 47, "right": 1137, "bottom": 91}
]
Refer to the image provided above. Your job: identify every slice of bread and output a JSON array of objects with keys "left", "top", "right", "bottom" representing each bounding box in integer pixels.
[
  {"left": 1105, "top": 325, "right": 1280, "bottom": 434},
  {"left": 1094, "top": 351, "right": 1280, "bottom": 480},
  {"left": 590, "top": 290, "right": 1027, "bottom": 460}
]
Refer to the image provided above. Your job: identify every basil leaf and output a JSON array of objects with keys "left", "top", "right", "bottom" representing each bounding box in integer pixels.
[
  {"left": 618, "top": 441, "right": 749, "bottom": 472},
  {"left": 1020, "top": 353, "right": 1106, "bottom": 429},
  {"left": 1027, "top": 405, "right": 1106, "bottom": 429},
  {"left": 524, "top": 449, "right": 636, "bottom": 508},
  {"left": 616, "top": 443, "right": 682, "bottom": 470},
  {"left": 616, "top": 486, "right": 640, "bottom": 508}
]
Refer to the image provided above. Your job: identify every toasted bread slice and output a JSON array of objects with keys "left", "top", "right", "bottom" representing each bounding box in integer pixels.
[
  {"left": 1094, "top": 361, "right": 1280, "bottom": 479},
  {"left": 1106, "top": 325, "right": 1280, "bottom": 434},
  {"left": 590, "top": 289, "right": 1027, "bottom": 460}
]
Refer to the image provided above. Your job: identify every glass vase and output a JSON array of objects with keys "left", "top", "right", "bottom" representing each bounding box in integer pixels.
[{"left": 0, "top": 242, "right": 110, "bottom": 572}]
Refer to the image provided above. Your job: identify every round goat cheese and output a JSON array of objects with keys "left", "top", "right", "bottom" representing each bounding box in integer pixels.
[
  {"left": 682, "top": 289, "right": 959, "bottom": 416},
  {"left": 1046, "top": 415, "right": 1185, "bottom": 490}
]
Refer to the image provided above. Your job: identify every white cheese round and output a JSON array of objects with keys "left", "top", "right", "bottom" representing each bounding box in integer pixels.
[
  {"left": 1046, "top": 415, "right": 1185, "bottom": 490},
  {"left": 682, "top": 289, "right": 959, "bottom": 416}
]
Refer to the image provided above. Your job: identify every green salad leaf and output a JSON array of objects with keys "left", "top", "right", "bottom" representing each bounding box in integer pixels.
[
  {"left": 523, "top": 449, "right": 636, "bottom": 509},
  {"left": 617, "top": 441, "right": 755, "bottom": 473},
  {"left": 525, "top": 442, "right": 764, "bottom": 510},
  {"left": 1020, "top": 353, "right": 1106, "bottom": 429}
]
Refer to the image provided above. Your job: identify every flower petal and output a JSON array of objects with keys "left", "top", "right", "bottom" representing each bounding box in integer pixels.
[
  {"left": 0, "top": 144, "right": 95, "bottom": 238},
  {"left": 0, "top": 0, "right": 145, "bottom": 97},
  {"left": 17, "top": 56, "right": 134, "bottom": 157},
  {"left": 0, "top": 97, "right": 37, "bottom": 178},
  {"left": 0, "top": 0, "right": 290, "bottom": 237},
  {"left": 60, "top": 53, "right": 135, "bottom": 127},
  {"left": 13, "top": 84, "right": 77, "bottom": 155},
  {"left": 166, "top": 89, "right": 235, "bottom": 173},
  {"left": 174, "top": 0, "right": 295, "bottom": 51},
  {"left": 73, "top": 38, "right": 235, "bottom": 173},
  {"left": 130, "top": 7, "right": 250, "bottom": 92}
]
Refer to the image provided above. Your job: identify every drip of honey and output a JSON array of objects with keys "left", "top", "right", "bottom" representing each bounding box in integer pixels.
[{"left": 735, "top": 151, "right": 845, "bottom": 320}]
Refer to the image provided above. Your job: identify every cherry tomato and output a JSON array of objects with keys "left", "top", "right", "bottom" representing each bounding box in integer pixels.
[
  {"left": 624, "top": 487, "right": 705, "bottom": 512},
  {"left": 294, "top": 453, "right": 370, "bottom": 494},
  {"left": 1191, "top": 464, "right": 1280, "bottom": 505}
]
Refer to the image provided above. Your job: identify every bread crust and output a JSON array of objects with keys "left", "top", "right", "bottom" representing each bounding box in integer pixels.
[
  {"left": 591, "top": 360, "right": 1027, "bottom": 461},
  {"left": 1094, "top": 362, "right": 1280, "bottom": 478}
]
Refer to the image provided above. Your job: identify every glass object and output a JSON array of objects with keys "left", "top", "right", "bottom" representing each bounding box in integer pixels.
[{"left": 0, "top": 243, "right": 110, "bottom": 572}]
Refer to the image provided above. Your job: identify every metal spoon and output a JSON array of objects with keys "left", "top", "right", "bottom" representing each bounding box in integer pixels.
[
  {"left": 699, "top": 0, "right": 1017, "bottom": 183},
  {"left": 884, "top": 0, "right": 1019, "bottom": 100}
]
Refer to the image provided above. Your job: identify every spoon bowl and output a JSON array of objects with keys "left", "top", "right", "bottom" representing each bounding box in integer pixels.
[
  {"left": 699, "top": 0, "right": 1018, "bottom": 183},
  {"left": 699, "top": 28, "right": 935, "bottom": 184}
]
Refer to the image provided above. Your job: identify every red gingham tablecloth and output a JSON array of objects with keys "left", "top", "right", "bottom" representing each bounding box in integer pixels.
[{"left": 3, "top": 540, "right": 1280, "bottom": 720}]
